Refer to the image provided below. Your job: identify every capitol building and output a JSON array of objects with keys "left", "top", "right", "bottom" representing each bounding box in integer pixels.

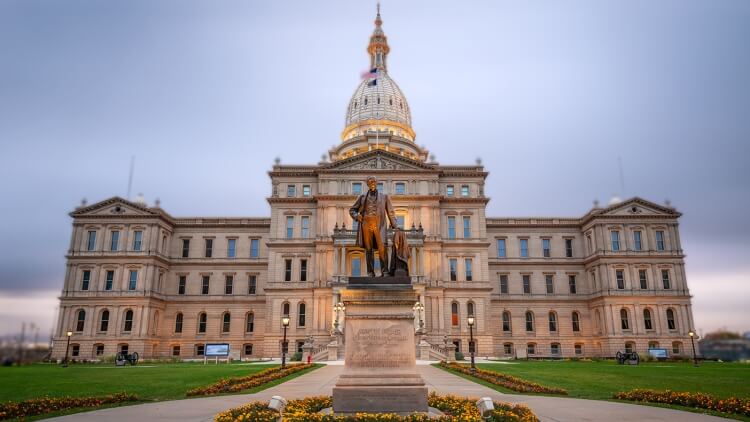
[{"left": 52, "top": 9, "right": 696, "bottom": 362}]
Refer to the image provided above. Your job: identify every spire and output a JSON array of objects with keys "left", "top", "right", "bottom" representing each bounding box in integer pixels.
[{"left": 368, "top": 3, "right": 390, "bottom": 72}]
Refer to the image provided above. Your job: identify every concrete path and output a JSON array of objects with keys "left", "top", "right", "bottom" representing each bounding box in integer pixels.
[{"left": 48, "top": 363, "right": 725, "bottom": 422}]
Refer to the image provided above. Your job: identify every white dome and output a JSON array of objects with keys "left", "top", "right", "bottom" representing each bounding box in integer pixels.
[{"left": 345, "top": 72, "right": 412, "bottom": 129}]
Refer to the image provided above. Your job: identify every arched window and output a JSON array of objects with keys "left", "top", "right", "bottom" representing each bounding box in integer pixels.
[
  {"left": 571, "top": 312, "right": 580, "bottom": 332},
  {"left": 298, "top": 303, "right": 306, "bottom": 327},
  {"left": 351, "top": 256, "right": 361, "bottom": 277},
  {"left": 222, "top": 312, "right": 231, "bottom": 333},
  {"left": 643, "top": 309, "right": 653, "bottom": 330},
  {"left": 282, "top": 302, "right": 290, "bottom": 317},
  {"left": 123, "top": 310, "right": 133, "bottom": 332},
  {"left": 666, "top": 308, "right": 677, "bottom": 330},
  {"left": 99, "top": 310, "right": 109, "bottom": 332},
  {"left": 151, "top": 311, "right": 159, "bottom": 335},
  {"left": 551, "top": 342, "right": 561, "bottom": 355},
  {"left": 467, "top": 302, "right": 475, "bottom": 317},
  {"left": 175, "top": 313, "right": 183, "bottom": 333},
  {"left": 526, "top": 342, "right": 536, "bottom": 355},
  {"left": 625, "top": 341, "right": 635, "bottom": 353},
  {"left": 502, "top": 311, "right": 511, "bottom": 332},
  {"left": 75, "top": 309, "right": 86, "bottom": 332},
  {"left": 648, "top": 341, "right": 659, "bottom": 349},
  {"left": 548, "top": 312, "right": 557, "bottom": 332},
  {"left": 198, "top": 312, "right": 207, "bottom": 333},
  {"left": 451, "top": 302, "right": 459, "bottom": 326},
  {"left": 620, "top": 309, "right": 630, "bottom": 330},
  {"left": 503, "top": 342, "right": 513, "bottom": 355},
  {"left": 246, "top": 312, "right": 255, "bottom": 333},
  {"left": 672, "top": 341, "right": 683, "bottom": 355},
  {"left": 525, "top": 311, "right": 534, "bottom": 332}
]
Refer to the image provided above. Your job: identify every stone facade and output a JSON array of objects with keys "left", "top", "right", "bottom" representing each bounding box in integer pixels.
[{"left": 51, "top": 8, "right": 695, "bottom": 362}]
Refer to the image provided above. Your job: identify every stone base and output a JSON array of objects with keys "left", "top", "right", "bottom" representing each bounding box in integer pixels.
[
  {"left": 348, "top": 275, "right": 411, "bottom": 285},
  {"left": 333, "top": 374, "right": 428, "bottom": 413}
]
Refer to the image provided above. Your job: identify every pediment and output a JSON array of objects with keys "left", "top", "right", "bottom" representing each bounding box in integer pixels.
[
  {"left": 598, "top": 197, "right": 679, "bottom": 217},
  {"left": 321, "top": 150, "right": 435, "bottom": 172},
  {"left": 70, "top": 197, "right": 160, "bottom": 218}
]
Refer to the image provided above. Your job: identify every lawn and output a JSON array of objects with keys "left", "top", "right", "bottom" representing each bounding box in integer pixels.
[
  {"left": 469, "top": 360, "right": 750, "bottom": 400},
  {"left": 0, "top": 362, "right": 308, "bottom": 403}
]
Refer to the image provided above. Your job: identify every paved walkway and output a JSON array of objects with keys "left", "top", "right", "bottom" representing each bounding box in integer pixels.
[{"left": 49, "top": 363, "right": 725, "bottom": 422}]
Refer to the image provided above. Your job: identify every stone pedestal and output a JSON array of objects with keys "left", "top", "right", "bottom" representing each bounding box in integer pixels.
[
  {"left": 332, "top": 282, "right": 428, "bottom": 414},
  {"left": 418, "top": 339, "right": 431, "bottom": 361},
  {"left": 445, "top": 343, "right": 456, "bottom": 363}
]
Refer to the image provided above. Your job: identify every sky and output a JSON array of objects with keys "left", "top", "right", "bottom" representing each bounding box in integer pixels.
[{"left": 1, "top": 0, "right": 749, "bottom": 339}]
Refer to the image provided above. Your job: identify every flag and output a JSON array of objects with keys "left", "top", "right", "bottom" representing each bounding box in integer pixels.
[
  {"left": 360, "top": 68, "right": 377, "bottom": 80},
  {"left": 368, "top": 78, "right": 377, "bottom": 87}
]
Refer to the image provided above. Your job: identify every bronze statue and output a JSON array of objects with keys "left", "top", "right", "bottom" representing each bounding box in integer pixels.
[
  {"left": 349, "top": 176, "right": 398, "bottom": 277},
  {"left": 389, "top": 228, "right": 410, "bottom": 276}
]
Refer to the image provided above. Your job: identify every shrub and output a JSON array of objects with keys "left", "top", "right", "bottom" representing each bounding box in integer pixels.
[
  {"left": 455, "top": 351, "right": 464, "bottom": 361},
  {"left": 291, "top": 352, "right": 303, "bottom": 362},
  {"left": 0, "top": 392, "right": 138, "bottom": 420},
  {"left": 187, "top": 364, "right": 313, "bottom": 396},
  {"left": 614, "top": 389, "right": 750, "bottom": 417},
  {"left": 439, "top": 362, "right": 567, "bottom": 395}
]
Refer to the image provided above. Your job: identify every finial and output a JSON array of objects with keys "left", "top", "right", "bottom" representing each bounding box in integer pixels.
[
  {"left": 274, "top": 157, "right": 281, "bottom": 165},
  {"left": 375, "top": 3, "right": 382, "bottom": 27},
  {"left": 80, "top": 198, "right": 87, "bottom": 207},
  {"left": 154, "top": 197, "right": 161, "bottom": 207}
]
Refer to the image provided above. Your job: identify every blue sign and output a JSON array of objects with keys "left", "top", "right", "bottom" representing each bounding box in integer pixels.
[
  {"left": 648, "top": 348, "right": 668, "bottom": 359},
  {"left": 205, "top": 343, "right": 230, "bottom": 357}
]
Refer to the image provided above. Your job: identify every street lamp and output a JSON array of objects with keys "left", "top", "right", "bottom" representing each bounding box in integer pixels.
[
  {"left": 688, "top": 331, "right": 699, "bottom": 367},
  {"left": 62, "top": 331, "right": 72, "bottom": 367},
  {"left": 333, "top": 302, "right": 345, "bottom": 334},
  {"left": 413, "top": 302, "right": 425, "bottom": 331},
  {"left": 467, "top": 316, "right": 476, "bottom": 372},
  {"left": 281, "top": 316, "right": 290, "bottom": 369}
]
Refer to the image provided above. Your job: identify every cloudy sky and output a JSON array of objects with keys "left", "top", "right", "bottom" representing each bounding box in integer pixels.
[{"left": 1, "top": 0, "right": 748, "bottom": 339}]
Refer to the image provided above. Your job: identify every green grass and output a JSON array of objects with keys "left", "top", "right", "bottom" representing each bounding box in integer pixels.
[{"left": 0, "top": 362, "right": 313, "bottom": 403}]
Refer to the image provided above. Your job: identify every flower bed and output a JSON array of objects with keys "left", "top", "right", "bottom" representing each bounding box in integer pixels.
[
  {"left": 0, "top": 392, "right": 138, "bottom": 420},
  {"left": 214, "top": 393, "right": 539, "bottom": 421},
  {"left": 613, "top": 389, "right": 750, "bottom": 417},
  {"left": 187, "top": 364, "right": 314, "bottom": 396},
  {"left": 438, "top": 362, "right": 567, "bottom": 395}
]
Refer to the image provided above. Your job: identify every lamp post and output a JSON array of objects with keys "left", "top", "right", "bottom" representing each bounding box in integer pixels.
[
  {"left": 413, "top": 302, "right": 425, "bottom": 332},
  {"left": 467, "top": 316, "right": 476, "bottom": 372},
  {"left": 688, "top": 331, "right": 699, "bottom": 367},
  {"left": 281, "top": 316, "right": 290, "bottom": 369},
  {"left": 62, "top": 331, "right": 72, "bottom": 367},
  {"left": 333, "top": 302, "right": 345, "bottom": 334}
]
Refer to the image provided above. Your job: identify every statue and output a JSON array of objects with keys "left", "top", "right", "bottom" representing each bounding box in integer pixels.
[
  {"left": 349, "top": 176, "right": 398, "bottom": 277},
  {"left": 389, "top": 228, "right": 410, "bottom": 276}
]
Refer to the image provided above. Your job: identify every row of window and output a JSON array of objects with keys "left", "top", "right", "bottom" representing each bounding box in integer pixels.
[
  {"left": 86, "top": 230, "right": 143, "bottom": 252},
  {"left": 593, "top": 229, "right": 668, "bottom": 253},
  {"left": 71, "top": 343, "right": 260, "bottom": 358},
  {"left": 496, "top": 238, "right": 575, "bottom": 258},
  {"left": 284, "top": 216, "right": 311, "bottom": 239},
  {"left": 619, "top": 308, "right": 681, "bottom": 332},
  {"left": 497, "top": 274, "right": 578, "bottom": 294},
  {"left": 80, "top": 269, "right": 138, "bottom": 291},
  {"left": 181, "top": 238, "right": 261, "bottom": 259},
  {"left": 448, "top": 258, "right": 474, "bottom": 281},
  {"left": 177, "top": 274, "right": 258, "bottom": 295}
]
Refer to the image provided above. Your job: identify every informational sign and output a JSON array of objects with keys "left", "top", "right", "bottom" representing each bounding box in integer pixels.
[
  {"left": 205, "top": 343, "right": 230, "bottom": 357},
  {"left": 648, "top": 348, "right": 668, "bottom": 359}
]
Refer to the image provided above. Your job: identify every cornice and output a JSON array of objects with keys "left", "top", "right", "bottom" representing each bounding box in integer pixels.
[{"left": 266, "top": 197, "right": 318, "bottom": 205}]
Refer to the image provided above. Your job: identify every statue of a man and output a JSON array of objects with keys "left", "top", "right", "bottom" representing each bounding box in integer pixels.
[{"left": 349, "top": 176, "right": 398, "bottom": 277}]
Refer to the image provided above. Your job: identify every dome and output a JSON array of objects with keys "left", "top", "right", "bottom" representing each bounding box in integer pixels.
[{"left": 345, "top": 72, "right": 412, "bottom": 130}]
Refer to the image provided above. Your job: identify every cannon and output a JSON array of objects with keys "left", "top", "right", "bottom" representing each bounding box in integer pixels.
[
  {"left": 616, "top": 350, "right": 639, "bottom": 365},
  {"left": 115, "top": 351, "right": 139, "bottom": 366}
]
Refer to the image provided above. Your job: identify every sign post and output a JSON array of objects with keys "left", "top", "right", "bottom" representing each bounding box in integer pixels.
[{"left": 204, "top": 343, "right": 230, "bottom": 364}]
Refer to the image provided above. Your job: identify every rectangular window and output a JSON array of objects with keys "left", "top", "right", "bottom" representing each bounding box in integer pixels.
[
  {"left": 551, "top": 344, "right": 560, "bottom": 355},
  {"left": 96, "top": 344, "right": 105, "bottom": 355},
  {"left": 302, "top": 185, "right": 311, "bottom": 197},
  {"left": 351, "top": 257, "right": 361, "bottom": 277},
  {"left": 87, "top": 231, "right": 97, "bottom": 251},
  {"left": 225, "top": 275, "right": 233, "bottom": 294},
  {"left": 520, "top": 239, "right": 529, "bottom": 258},
  {"left": 110, "top": 231, "right": 119, "bottom": 251},
  {"left": 286, "top": 216, "right": 294, "bottom": 239},
  {"left": 301, "top": 216, "right": 310, "bottom": 238},
  {"left": 611, "top": 231, "right": 620, "bottom": 251},
  {"left": 227, "top": 239, "right": 236, "bottom": 258},
  {"left": 542, "top": 238, "right": 551, "bottom": 257},
  {"left": 196, "top": 344, "right": 205, "bottom": 356},
  {"left": 616, "top": 270, "right": 625, "bottom": 289},
  {"left": 128, "top": 270, "right": 137, "bottom": 290},
  {"left": 287, "top": 185, "right": 296, "bottom": 197},
  {"left": 447, "top": 216, "right": 456, "bottom": 239},
  {"left": 72, "top": 344, "right": 80, "bottom": 357},
  {"left": 133, "top": 231, "right": 143, "bottom": 251},
  {"left": 460, "top": 185, "right": 469, "bottom": 197},
  {"left": 587, "top": 235, "right": 593, "bottom": 254},
  {"left": 446, "top": 185, "right": 454, "bottom": 197},
  {"left": 656, "top": 230, "right": 665, "bottom": 251},
  {"left": 178, "top": 276, "right": 186, "bottom": 295},
  {"left": 377, "top": 182, "right": 384, "bottom": 192},
  {"left": 565, "top": 238, "right": 573, "bottom": 257},
  {"left": 449, "top": 259, "right": 457, "bottom": 281},
  {"left": 248, "top": 275, "right": 257, "bottom": 294},
  {"left": 504, "top": 343, "right": 513, "bottom": 354},
  {"left": 244, "top": 344, "right": 253, "bottom": 355},
  {"left": 81, "top": 270, "right": 91, "bottom": 290},
  {"left": 661, "top": 269, "right": 671, "bottom": 289},
  {"left": 575, "top": 344, "right": 583, "bottom": 355},
  {"left": 201, "top": 276, "right": 210, "bottom": 295},
  {"left": 462, "top": 216, "right": 471, "bottom": 238},
  {"left": 250, "top": 238, "right": 260, "bottom": 258},
  {"left": 545, "top": 274, "right": 554, "bottom": 294},
  {"left": 300, "top": 259, "right": 308, "bottom": 282},
  {"left": 527, "top": 344, "right": 535, "bottom": 355},
  {"left": 352, "top": 182, "right": 362, "bottom": 195},
  {"left": 497, "top": 239, "right": 506, "bottom": 257},
  {"left": 395, "top": 182, "right": 405, "bottom": 195},
  {"left": 464, "top": 259, "right": 472, "bottom": 281},
  {"left": 633, "top": 231, "right": 642, "bottom": 251},
  {"left": 285, "top": 259, "right": 292, "bottom": 281},
  {"left": 172, "top": 345, "right": 180, "bottom": 356},
  {"left": 395, "top": 215, "right": 405, "bottom": 229},
  {"left": 105, "top": 270, "right": 114, "bottom": 291},
  {"left": 182, "top": 239, "right": 190, "bottom": 258},
  {"left": 204, "top": 238, "right": 213, "bottom": 258},
  {"left": 522, "top": 275, "right": 531, "bottom": 294},
  {"left": 499, "top": 275, "right": 508, "bottom": 294},
  {"left": 639, "top": 270, "right": 648, "bottom": 289},
  {"left": 569, "top": 275, "right": 577, "bottom": 294}
]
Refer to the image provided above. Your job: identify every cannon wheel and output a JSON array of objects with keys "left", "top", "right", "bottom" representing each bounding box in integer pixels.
[
  {"left": 632, "top": 352, "right": 640, "bottom": 365},
  {"left": 130, "top": 352, "right": 139, "bottom": 365},
  {"left": 115, "top": 353, "right": 125, "bottom": 362},
  {"left": 615, "top": 351, "right": 624, "bottom": 364}
]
